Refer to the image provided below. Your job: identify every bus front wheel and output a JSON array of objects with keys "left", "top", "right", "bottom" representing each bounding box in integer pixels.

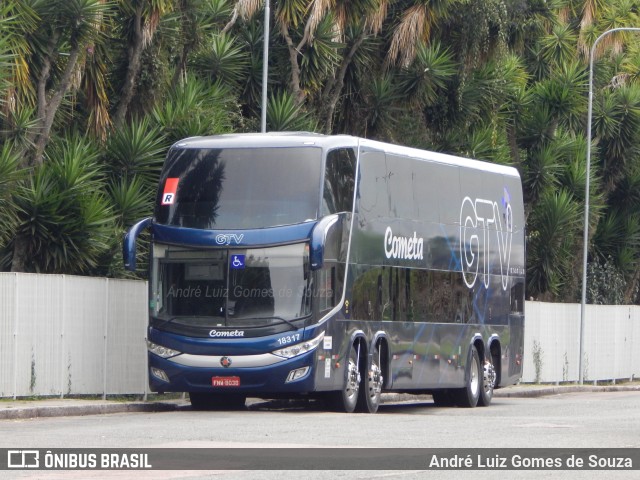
[
  {"left": 453, "top": 345, "right": 481, "bottom": 408},
  {"left": 330, "top": 342, "right": 361, "bottom": 413}
]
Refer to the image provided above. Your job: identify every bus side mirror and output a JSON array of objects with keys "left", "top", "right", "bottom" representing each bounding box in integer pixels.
[
  {"left": 123, "top": 217, "right": 152, "bottom": 271},
  {"left": 309, "top": 215, "right": 340, "bottom": 270}
]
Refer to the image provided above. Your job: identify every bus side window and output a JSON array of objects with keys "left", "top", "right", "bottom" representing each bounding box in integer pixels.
[
  {"left": 317, "top": 215, "right": 345, "bottom": 314},
  {"left": 378, "top": 270, "right": 385, "bottom": 320},
  {"left": 349, "top": 265, "right": 379, "bottom": 321},
  {"left": 316, "top": 265, "right": 336, "bottom": 313},
  {"left": 383, "top": 267, "right": 412, "bottom": 322},
  {"left": 322, "top": 148, "right": 356, "bottom": 215}
]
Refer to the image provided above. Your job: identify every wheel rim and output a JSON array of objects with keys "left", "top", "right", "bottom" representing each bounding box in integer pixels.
[
  {"left": 368, "top": 363, "right": 383, "bottom": 399},
  {"left": 368, "top": 348, "right": 383, "bottom": 400},
  {"left": 483, "top": 361, "right": 496, "bottom": 395},
  {"left": 345, "top": 358, "right": 360, "bottom": 401},
  {"left": 470, "top": 355, "right": 479, "bottom": 397}
]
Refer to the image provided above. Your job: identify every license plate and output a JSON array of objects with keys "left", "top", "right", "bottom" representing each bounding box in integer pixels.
[{"left": 211, "top": 376, "right": 241, "bottom": 387}]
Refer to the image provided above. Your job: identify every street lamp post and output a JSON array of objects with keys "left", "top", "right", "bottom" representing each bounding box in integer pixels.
[
  {"left": 261, "top": 0, "right": 271, "bottom": 133},
  {"left": 580, "top": 27, "right": 640, "bottom": 384}
]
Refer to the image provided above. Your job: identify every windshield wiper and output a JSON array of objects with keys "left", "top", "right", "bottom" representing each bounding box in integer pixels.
[
  {"left": 153, "top": 316, "right": 224, "bottom": 329},
  {"left": 243, "top": 316, "right": 303, "bottom": 332},
  {"left": 154, "top": 316, "right": 179, "bottom": 329},
  {"left": 153, "top": 315, "right": 305, "bottom": 332}
]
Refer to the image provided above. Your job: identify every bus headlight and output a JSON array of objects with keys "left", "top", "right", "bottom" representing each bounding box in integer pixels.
[
  {"left": 147, "top": 341, "right": 181, "bottom": 359},
  {"left": 272, "top": 331, "right": 325, "bottom": 359}
]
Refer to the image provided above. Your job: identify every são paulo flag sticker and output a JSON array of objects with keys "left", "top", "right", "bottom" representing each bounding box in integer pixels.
[{"left": 161, "top": 178, "right": 179, "bottom": 205}]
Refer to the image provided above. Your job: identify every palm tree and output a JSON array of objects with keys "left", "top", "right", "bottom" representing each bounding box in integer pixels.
[
  {"left": 598, "top": 85, "right": 640, "bottom": 193},
  {"left": 399, "top": 40, "right": 456, "bottom": 109},
  {"left": 317, "top": 22, "right": 374, "bottom": 132},
  {"left": 578, "top": 0, "right": 639, "bottom": 58},
  {"left": 4, "top": 1, "right": 117, "bottom": 272},
  {"left": 274, "top": 0, "right": 390, "bottom": 117},
  {"left": 0, "top": 0, "right": 39, "bottom": 150},
  {"left": 592, "top": 81, "right": 640, "bottom": 302},
  {"left": 0, "top": 1, "right": 37, "bottom": 115},
  {"left": 539, "top": 22, "right": 579, "bottom": 72},
  {"left": 9, "top": 134, "right": 114, "bottom": 273},
  {"left": 113, "top": 0, "right": 175, "bottom": 127},
  {"left": 171, "top": 0, "right": 233, "bottom": 86},
  {"left": 150, "top": 74, "right": 240, "bottom": 142},
  {"left": 386, "top": 0, "right": 462, "bottom": 68},
  {"left": 218, "top": 0, "right": 395, "bottom": 132},
  {"left": 0, "top": 142, "right": 23, "bottom": 257},
  {"left": 104, "top": 117, "right": 167, "bottom": 184},
  {"left": 527, "top": 189, "right": 582, "bottom": 299},
  {"left": 21, "top": 0, "right": 114, "bottom": 165},
  {"left": 191, "top": 33, "right": 250, "bottom": 89},
  {"left": 266, "top": 90, "right": 316, "bottom": 131}
]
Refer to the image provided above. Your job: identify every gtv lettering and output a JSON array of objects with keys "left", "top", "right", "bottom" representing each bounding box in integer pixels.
[
  {"left": 459, "top": 196, "right": 513, "bottom": 290},
  {"left": 215, "top": 233, "right": 244, "bottom": 245}
]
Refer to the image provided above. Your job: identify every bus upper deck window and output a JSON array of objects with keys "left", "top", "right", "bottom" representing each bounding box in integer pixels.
[{"left": 322, "top": 148, "right": 356, "bottom": 216}]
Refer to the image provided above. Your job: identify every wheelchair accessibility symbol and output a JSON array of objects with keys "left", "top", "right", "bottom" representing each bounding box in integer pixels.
[{"left": 230, "top": 254, "right": 245, "bottom": 269}]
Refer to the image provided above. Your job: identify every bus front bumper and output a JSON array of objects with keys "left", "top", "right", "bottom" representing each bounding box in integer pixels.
[{"left": 148, "top": 350, "right": 317, "bottom": 395}]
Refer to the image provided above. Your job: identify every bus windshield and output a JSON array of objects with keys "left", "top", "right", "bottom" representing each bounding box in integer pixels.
[
  {"left": 151, "top": 243, "right": 312, "bottom": 329},
  {"left": 154, "top": 147, "right": 322, "bottom": 229}
]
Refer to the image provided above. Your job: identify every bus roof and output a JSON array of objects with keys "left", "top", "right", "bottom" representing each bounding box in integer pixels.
[{"left": 171, "top": 132, "right": 520, "bottom": 178}]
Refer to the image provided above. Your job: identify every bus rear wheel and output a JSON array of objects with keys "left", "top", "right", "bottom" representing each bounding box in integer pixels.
[
  {"left": 453, "top": 345, "right": 481, "bottom": 408},
  {"left": 189, "top": 392, "right": 246, "bottom": 411},
  {"left": 330, "top": 342, "right": 361, "bottom": 413},
  {"left": 478, "top": 356, "right": 496, "bottom": 406}
]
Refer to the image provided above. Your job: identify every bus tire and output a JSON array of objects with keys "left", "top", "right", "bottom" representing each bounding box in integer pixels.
[
  {"left": 478, "top": 356, "right": 496, "bottom": 407},
  {"left": 453, "top": 345, "right": 481, "bottom": 408},
  {"left": 356, "top": 341, "right": 383, "bottom": 413},
  {"left": 189, "top": 392, "right": 246, "bottom": 411},
  {"left": 329, "top": 342, "right": 361, "bottom": 413}
]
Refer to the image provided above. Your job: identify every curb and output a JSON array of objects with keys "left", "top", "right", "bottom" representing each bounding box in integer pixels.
[
  {"left": 493, "top": 384, "right": 640, "bottom": 398},
  {"left": 2, "top": 385, "right": 639, "bottom": 419},
  {"left": 0, "top": 401, "right": 182, "bottom": 421}
]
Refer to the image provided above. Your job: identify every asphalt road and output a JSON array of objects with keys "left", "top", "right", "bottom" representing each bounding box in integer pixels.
[{"left": 1, "top": 390, "right": 639, "bottom": 480}]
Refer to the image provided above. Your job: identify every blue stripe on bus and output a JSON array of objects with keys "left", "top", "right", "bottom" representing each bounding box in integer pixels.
[
  {"left": 149, "top": 324, "right": 325, "bottom": 356},
  {"left": 151, "top": 222, "right": 316, "bottom": 247}
]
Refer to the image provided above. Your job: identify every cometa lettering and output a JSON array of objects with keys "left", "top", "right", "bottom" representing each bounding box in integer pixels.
[
  {"left": 384, "top": 226, "right": 424, "bottom": 260},
  {"left": 209, "top": 329, "right": 245, "bottom": 338}
]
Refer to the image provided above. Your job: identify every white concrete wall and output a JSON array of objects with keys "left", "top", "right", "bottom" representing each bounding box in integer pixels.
[
  {"left": 522, "top": 302, "right": 640, "bottom": 383},
  {"left": 1, "top": 272, "right": 639, "bottom": 397},
  {"left": 0, "top": 273, "right": 147, "bottom": 398}
]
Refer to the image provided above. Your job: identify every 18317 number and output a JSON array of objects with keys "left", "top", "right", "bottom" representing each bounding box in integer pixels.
[{"left": 277, "top": 333, "right": 301, "bottom": 346}]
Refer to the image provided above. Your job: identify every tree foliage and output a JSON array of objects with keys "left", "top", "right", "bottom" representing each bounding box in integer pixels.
[{"left": 1, "top": 0, "right": 640, "bottom": 305}]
